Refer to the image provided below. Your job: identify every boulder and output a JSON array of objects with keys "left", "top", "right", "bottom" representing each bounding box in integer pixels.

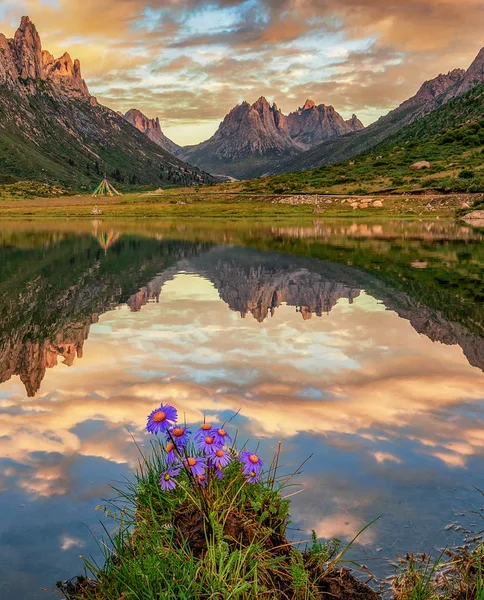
[
  {"left": 410, "top": 161, "right": 431, "bottom": 170},
  {"left": 372, "top": 200, "right": 383, "bottom": 207}
]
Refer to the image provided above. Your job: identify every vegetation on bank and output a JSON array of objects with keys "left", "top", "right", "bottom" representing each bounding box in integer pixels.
[
  {"left": 57, "top": 402, "right": 484, "bottom": 600},
  {"left": 58, "top": 404, "right": 379, "bottom": 600}
]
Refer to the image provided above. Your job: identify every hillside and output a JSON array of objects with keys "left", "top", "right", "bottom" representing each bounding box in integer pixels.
[
  {"left": 0, "top": 17, "right": 215, "bottom": 191},
  {"left": 238, "top": 83, "right": 484, "bottom": 196},
  {"left": 270, "top": 51, "right": 484, "bottom": 176}
]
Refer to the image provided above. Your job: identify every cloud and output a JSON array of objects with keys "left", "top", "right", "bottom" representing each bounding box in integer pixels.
[{"left": 0, "top": 0, "right": 482, "bottom": 143}]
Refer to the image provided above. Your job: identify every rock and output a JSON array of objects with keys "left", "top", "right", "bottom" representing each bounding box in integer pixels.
[
  {"left": 410, "top": 161, "right": 431, "bottom": 170},
  {"left": 124, "top": 108, "right": 182, "bottom": 155},
  {"left": 359, "top": 202, "right": 369, "bottom": 209},
  {"left": 372, "top": 200, "right": 384, "bottom": 207},
  {"left": 350, "top": 202, "right": 359, "bottom": 209},
  {"left": 461, "top": 210, "right": 484, "bottom": 227},
  {"left": 13, "top": 16, "right": 43, "bottom": 80},
  {"left": 91, "top": 206, "right": 103, "bottom": 215},
  {"left": 313, "top": 206, "right": 324, "bottom": 214}
]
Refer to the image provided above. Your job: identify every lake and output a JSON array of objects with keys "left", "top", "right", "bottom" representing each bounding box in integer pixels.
[{"left": 0, "top": 219, "right": 483, "bottom": 599}]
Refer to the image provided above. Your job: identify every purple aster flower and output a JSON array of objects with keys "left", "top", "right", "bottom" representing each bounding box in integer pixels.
[
  {"left": 211, "top": 448, "right": 232, "bottom": 469},
  {"left": 198, "top": 434, "right": 222, "bottom": 454},
  {"left": 213, "top": 465, "right": 224, "bottom": 480},
  {"left": 245, "top": 469, "right": 261, "bottom": 484},
  {"left": 184, "top": 456, "right": 206, "bottom": 478},
  {"left": 165, "top": 442, "right": 178, "bottom": 465},
  {"left": 239, "top": 451, "right": 263, "bottom": 475},
  {"left": 194, "top": 423, "right": 214, "bottom": 442},
  {"left": 159, "top": 466, "right": 181, "bottom": 491},
  {"left": 167, "top": 426, "right": 191, "bottom": 448},
  {"left": 212, "top": 427, "right": 232, "bottom": 447},
  {"left": 146, "top": 404, "right": 177, "bottom": 434}
]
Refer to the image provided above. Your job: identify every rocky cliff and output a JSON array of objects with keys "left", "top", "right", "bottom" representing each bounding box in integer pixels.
[
  {"left": 124, "top": 108, "right": 183, "bottom": 156},
  {"left": 0, "top": 16, "right": 89, "bottom": 98},
  {"left": 0, "top": 17, "right": 214, "bottom": 189},
  {"left": 287, "top": 100, "right": 364, "bottom": 149}
]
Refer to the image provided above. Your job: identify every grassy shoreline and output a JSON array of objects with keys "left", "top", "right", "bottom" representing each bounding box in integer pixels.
[{"left": 0, "top": 189, "right": 481, "bottom": 219}]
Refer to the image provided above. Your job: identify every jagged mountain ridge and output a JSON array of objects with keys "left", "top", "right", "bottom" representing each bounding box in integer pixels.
[
  {"left": 287, "top": 99, "right": 364, "bottom": 149},
  {"left": 271, "top": 47, "right": 484, "bottom": 174},
  {"left": 0, "top": 17, "right": 215, "bottom": 189},
  {"left": 123, "top": 109, "right": 183, "bottom": 156},
  {"left": 178, "top": 96, "right": 363, "bottom": 179}
]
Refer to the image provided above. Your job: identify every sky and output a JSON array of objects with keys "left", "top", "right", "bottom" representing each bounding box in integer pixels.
[{"left": 0, "top": 0, "right": 483, "bottom": 145}]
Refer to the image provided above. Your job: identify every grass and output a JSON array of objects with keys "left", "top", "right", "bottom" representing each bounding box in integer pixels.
[
  {"left": 0, "top": 187, "right": 479, "bottom": 218},
  {"left": 58, "top": 417, "right": 375, "bottom": 600}
]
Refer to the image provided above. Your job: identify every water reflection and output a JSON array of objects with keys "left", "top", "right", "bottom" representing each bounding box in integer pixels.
[{"left": 0, "top": 220, "right": 483, "bottom": 599}]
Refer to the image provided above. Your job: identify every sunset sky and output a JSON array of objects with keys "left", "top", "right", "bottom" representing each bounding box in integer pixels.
[{"left": 0, "top": 0, "right": 482, "bottom": 144}]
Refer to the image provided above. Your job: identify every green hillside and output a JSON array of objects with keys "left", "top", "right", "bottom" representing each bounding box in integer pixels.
[
  {"left": 242, "top": 84, "right": 484, "bottom": 196},
  {"left": 0, "top": 86, "right": 215, "bottom": 193}
]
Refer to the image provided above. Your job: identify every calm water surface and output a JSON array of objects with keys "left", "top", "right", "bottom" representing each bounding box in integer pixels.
[{"left": 0, "top": 219, "right": 483, "bottom": 599}]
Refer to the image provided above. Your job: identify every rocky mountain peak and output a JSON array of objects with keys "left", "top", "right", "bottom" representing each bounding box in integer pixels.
[
  {"left": 444, "top": 47, "right": 484, "bottom": 100},
  {"left": 302, "top": 99, "right": 316, "bottom": 111},
  {"left": 0, "top": 16, "right": 89, "bottom": 98},
  {"left": 12, "top": 15, "right": 43, "bottom": 80},
  {"left": 124, "top": 108, "right": 182, "bottom": 156},
  {"left": 287, "top": 101, "right": 364, "bottom": 149}
]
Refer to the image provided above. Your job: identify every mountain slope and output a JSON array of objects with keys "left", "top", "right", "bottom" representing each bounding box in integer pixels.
[
  {"left": 271, "top": 51, "right": 483, "bottom": 175},
  {"left": 124, "top": 109, "right": 183, "bottom": 157},
  {"left": 0, "top": 17, "right": 214, "bottom": 190},
  {"left": 240, "top": 83, "right": 484, "bottom": 195}
]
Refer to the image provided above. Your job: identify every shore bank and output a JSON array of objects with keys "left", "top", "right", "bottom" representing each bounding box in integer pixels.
[{"left": 0, "top": 191, "right": 482, "bottom": 219}]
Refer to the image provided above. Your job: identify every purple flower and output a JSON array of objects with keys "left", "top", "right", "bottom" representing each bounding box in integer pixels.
[
  {"left": 184, "top": 456, "right": 206, "bottom": 478},
  {"left": 146, "top": 404, "right": 177, "bottom": 434},
  {"left": 194, "top": 423, "right": 214, "bottom": 443},
  {"left": 239, "top": 451, "right": 263, "bottom": 475},
  {"left": 212, "top": 427, "right": 232, "bottom": 447},
  {"left": 165, "top": 442, "right": 178, "bottom": 465},
  {"left": 159, "top": 466, "right": 181, "bottom": 491},
  {"left": 245, "top": 469, "right": 261, "bottom": 484},
  {"left": 211, "top": 448, "right": 232, "bottom": 469},
  {"left": 214, "top": 465, "right": 224, "bottom": 480},
  {"left": 198, "top": 434, "right": 222, "bottom": 454},
  {"left": 167, "top": 426, "right": 191, "bottom": 448}
]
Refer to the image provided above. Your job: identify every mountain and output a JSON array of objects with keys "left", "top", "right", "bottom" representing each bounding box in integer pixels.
[
  {"left": 181, "top": 97, "right": 301, "bottom": 179},
  {"left": 181, "top": 96, "right": 362, "bottom": 179},
  {"left": 124, "top": 108, "right": 183, "bottom": 156},
  {"left": 0, "top": 17, "right": 214, "bottom": 190},
  {"left": 287, "top": 99, "right": 364, "bottom": 149},
  {"left": 271, "top": 48, "right": 484, "bottom": 175},
  {"left": 245, "top": 82, "right": 484, "bottom": 196}
]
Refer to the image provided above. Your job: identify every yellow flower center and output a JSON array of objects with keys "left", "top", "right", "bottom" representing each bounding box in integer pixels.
[
  {"left": 215, "top": 449, "right": 224, "bottom": 458},
  {"left": 163, "top": 473, "right": 171, "bottom": 481},
  {"left": 249, "top": 454, "right": 259, "bottom": 464},
  {"left": 153, "top": 410, "right": 166, "bottom": 423},
  {"left": 187, "top": 457, "right": 197, "bottom": 467},
  {"left": 218, "top": 428, "right": 226, "bottom": 436},
  {"left": 172, "top": 427, "right": 184, "bottom": 437},
  {"left": 201, "top": 423, "right": 212, "bottom": 431},
  {"left": 205, "top": 436, "right": 214, "bottom": 444},
  {"left": 249, "top": 471, "right": 256, "bottom": 478},
  {"left": 166, "top": 442, "right": 174, "bottom": 453}
]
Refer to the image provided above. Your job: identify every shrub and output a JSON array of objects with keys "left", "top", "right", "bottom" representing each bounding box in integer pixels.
[{"left": 459, "top": 169, "right": 475, "bottom": 179}]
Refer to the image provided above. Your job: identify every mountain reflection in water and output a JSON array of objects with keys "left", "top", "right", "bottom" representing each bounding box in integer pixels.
[{"left": 0, "top": 220, "right": 483, "bottom": 599}]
